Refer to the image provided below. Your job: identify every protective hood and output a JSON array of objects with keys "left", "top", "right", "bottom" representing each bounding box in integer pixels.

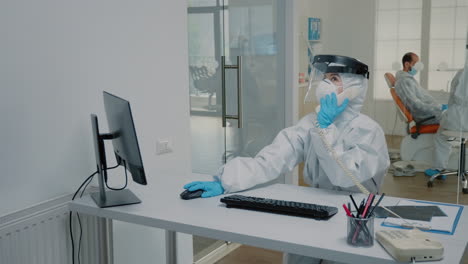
[{"left": 333, "top": 73, "right": 368, "bottom": 125}]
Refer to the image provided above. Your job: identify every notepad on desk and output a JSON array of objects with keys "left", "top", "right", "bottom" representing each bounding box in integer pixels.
[
  {"left": 381, "top": 200, "right": 464, "bottom": 235},
  {"left": 374, "top": 205, "right": 446, "bottom": 221}
]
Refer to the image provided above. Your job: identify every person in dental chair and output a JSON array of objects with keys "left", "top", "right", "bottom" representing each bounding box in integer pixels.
[{"left": 395, "top": 52, "right": 445, "bottom": 126}]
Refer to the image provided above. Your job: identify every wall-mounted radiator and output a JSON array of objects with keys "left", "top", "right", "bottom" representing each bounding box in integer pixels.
[{"left": 0, "top": 195, "right": 101, "bottom": 264}]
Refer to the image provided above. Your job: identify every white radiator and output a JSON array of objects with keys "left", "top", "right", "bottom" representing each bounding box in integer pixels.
[{"left": 0, "top": 195, "right": 102, "bottom": 264}]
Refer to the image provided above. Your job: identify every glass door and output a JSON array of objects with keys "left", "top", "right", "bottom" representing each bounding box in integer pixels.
[
  {"left": 188, "top": 2, "right": 231, "bottom": 263},
  {"left": 188, "top": 0, "right": 225, "bottom": 174},
  {"left": 188, "top": 0, "right": 285, "bottom": 262},
  {"left": 223, "top": 0, "right": 285, "bottom": 165},
  {"left": 189, "top": 0, "right": 285, "bottom": 174}
]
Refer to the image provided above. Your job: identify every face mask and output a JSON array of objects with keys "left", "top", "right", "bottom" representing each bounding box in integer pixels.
[
  {"left": 315, "top": 79, "right": 341, "bottom": 103},
  {"left": 408, "top": 61, "right": 424, "bottom": 76},
  {"left": 413, "top": 61, "right": 424, "bottom": 71}
]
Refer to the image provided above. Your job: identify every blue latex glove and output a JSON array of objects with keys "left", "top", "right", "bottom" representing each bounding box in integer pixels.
[
  {"left": 317, "top": 93, "right": 349, "bottom": 128},
  {"left": 425, "top": 168, "right": 441, "bottom": 177},
  {"left": 441, "top": 104, "right": 448, "bottom": 111},
  {"left": 183, "top": 181, "right": 224, "bottom": 198},
  {"left": 424, "top": 169, "right": 447, "bottom": 180}
]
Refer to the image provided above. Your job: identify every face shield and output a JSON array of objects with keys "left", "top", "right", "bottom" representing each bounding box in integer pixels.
[{"left": 304, "top": 55, "right": 369, "bottom": 104}]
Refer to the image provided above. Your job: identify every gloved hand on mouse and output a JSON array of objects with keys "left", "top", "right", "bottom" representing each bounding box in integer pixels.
[{"left": 183, "top": 181, "right": 224, "bottom": 198}]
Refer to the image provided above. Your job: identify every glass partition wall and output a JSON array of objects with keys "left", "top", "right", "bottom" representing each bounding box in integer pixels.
[
  {"left": 373, "top": 0, "right": 468, "bottom": 206},
  {"left": 187, "top": 0, "right": 467, "bottom": 262},
  {"left": 296, "top": 0, "right": 467, "bottom": 206},
  {"left": 187, "top": 0, "right": 286, "bottom": 262},
  {"left": 188, "top": 0, "right": 285, "bottom": 174}
]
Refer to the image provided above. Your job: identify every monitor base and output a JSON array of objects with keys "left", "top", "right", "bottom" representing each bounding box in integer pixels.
[{"left": 91, "top": 189, "right": 141, "bottom": 208}]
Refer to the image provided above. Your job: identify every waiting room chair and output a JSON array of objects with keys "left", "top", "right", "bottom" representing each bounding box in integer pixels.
[{"left": 189, "top": 65, "right": 217, "bottom": 109}]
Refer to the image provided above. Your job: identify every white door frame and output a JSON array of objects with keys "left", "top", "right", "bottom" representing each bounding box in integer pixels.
[{"left": 284, "top": 0, "right": 299, "bottom": 185}]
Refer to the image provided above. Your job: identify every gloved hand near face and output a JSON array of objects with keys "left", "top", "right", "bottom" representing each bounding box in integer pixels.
[{"left": 317, "top": 93, "right": 349, "bottom": 128}]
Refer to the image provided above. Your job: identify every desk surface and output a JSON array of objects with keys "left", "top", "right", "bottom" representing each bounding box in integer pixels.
[{"left": 70, "top": 176, "right": 468, "bottom": 264}]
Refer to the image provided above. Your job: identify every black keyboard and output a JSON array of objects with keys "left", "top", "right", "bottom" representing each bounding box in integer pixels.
[{"left": 220, "top": 195, "right": 338, "bottom": 220}]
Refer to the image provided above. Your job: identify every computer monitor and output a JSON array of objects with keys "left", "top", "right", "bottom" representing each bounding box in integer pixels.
[{"left": 90, "top": 91, "right": 147, "bottom": 208}]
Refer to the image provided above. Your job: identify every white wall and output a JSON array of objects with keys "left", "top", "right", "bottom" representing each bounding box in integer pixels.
[
  {"left": 296, "top": 0, "right": 329, "bottom": 78},
  {"left": 1, "top": 0, "right": 192, "bottom": 262}
]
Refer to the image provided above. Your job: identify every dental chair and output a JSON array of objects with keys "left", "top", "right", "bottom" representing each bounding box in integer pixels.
[
  {"left": 384, "top": 73, "right": 439, "bottom": 171},
  {"left": 385, "top": 73, "right": 468, "bottom": 192}
]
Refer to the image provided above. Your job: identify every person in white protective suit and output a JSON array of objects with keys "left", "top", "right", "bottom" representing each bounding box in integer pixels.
[
  {"left": 426, "top": 67, "right": 467, "bottom": 178},
  {"left": 394, "top": 52, "right": 446, "bottom": 125},
  {"left": 183, "top": 55, "right": 390, "bottom": 263}
]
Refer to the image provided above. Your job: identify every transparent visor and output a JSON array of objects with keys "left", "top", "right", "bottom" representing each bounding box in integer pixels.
[{"left": 304, "top": 67, "right": 344, "bottom": 104}]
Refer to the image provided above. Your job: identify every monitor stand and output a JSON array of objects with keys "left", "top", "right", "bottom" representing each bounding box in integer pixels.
[
  {"left": 91, "top": 189, "right": 141, "bottom": 208},
  {"left": 90, "top": 114, "right": 142, "bottom": 208}
]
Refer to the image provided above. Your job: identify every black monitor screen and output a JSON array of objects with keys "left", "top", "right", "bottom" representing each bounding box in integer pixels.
[{"left": 103, "top": 91, "right": 147, "bottom": 185}]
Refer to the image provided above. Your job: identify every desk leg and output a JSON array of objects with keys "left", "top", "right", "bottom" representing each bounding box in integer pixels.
[
  {"left": 165, "top": 230, "right": 177, "bottom": 264},
  {"left": 97, "top": 217, "right": 113, "bottom": 264}
]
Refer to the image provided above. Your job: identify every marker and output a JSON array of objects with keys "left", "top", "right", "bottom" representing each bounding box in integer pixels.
[
  {"left": 364, "top": 194, "right": 376, "bottom": 218},
  {"left": 349, "top": 195, "right": 359, "bottom": 213},
  {"left": 367, "top": 193, "right": 385, "bottom": 217},
  {"left": 357, "top": 199, "right": 365, "bottom": 217},
  {"left": 361, "top": 193, "right": 374, "bottom": 218},
  {"left": 342, "top": 204, "right": 352, "bottom": 217},
  {"left": 348, "top": 202, "right": 354, "bottom": 217}
]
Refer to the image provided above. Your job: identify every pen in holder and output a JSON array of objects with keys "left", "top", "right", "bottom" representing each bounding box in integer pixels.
[{"left": 346, "top": 215, "right": 374, "bottom": 247}]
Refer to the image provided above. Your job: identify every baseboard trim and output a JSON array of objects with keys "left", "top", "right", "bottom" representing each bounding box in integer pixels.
[{"left": 194, "top": 242, "right": 242, "bottom": 264}]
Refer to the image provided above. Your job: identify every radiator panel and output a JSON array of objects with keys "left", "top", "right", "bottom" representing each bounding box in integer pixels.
[{"left": 0, "top": 201, "right": 101, "bottom": 264}]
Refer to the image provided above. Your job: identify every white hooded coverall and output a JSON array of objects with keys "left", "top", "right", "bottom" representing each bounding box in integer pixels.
[
  {"left": 394, "top": 70, "right": 443, "bottom": 125},
  {"left": 433, "top": 68, "right": 468, "bottom": 169},
  {"left": 215, "top": 73, "right": 390, "bottom": 264}
]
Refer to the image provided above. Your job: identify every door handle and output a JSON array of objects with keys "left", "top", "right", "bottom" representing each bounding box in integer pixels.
[{"left": 221, "top": 56, "right": 243, "bottom": 128}]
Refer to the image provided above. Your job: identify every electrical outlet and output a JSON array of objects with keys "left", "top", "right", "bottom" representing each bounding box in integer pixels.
[{"left": 156, "top": 138, "right": 173, "bottom": 155}]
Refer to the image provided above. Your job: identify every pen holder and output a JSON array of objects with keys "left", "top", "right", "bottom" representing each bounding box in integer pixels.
[{"left": 346, "top": 215, "right": 374, "bottom": 247}]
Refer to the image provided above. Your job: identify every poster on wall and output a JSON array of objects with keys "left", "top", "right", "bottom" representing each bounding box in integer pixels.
[
  {"left": 307, "top": 18, "right": 321, "bottom": 75},
  {"left": 308, "top": 17, "right": 321, "bottom": 41}
]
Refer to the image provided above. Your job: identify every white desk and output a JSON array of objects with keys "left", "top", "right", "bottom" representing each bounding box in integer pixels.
[{"left": 69, "top": 177, "right": 468, "bottom": 264}]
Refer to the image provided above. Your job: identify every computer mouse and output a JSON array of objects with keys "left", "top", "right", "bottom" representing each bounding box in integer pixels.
[{"left": 180, "top": 189, "right": 204, "bottom": 200}]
